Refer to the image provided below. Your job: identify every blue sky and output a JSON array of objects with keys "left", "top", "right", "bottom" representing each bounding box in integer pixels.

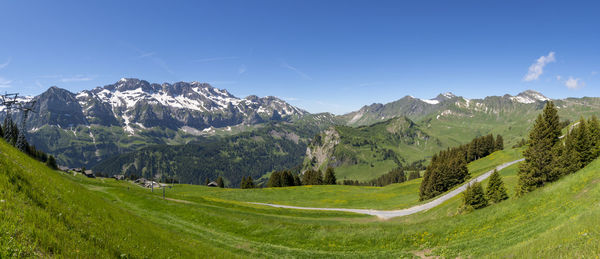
[{"left": 0, "top": 0, "right": 598, "bottom": 114}]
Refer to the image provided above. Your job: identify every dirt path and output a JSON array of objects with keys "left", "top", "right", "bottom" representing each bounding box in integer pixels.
[{"left": 252, "top": 159, "right": 524, "bottom": 219}]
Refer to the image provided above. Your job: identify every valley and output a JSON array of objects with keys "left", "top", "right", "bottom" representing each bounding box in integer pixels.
[
  {"left": 2, "top": 136, "right": 599, "bottom": 258},
  {"left": 3, "top": 2, "right": 600, "bottom": 257},
  {"left": 6, "top": 81, "right": 600, "bottom": 186}
]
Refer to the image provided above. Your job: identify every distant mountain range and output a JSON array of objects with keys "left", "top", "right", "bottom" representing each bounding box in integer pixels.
[
  {"left": 25, "top": 78, "right": 307, "bottom": 133},
  {"left": 340, "top": 90, "right": 554, "bottom": 126},
  {"left": 305, "top": 90, "right": 600, "bottom": 181},
  {"left": 3, "top": 78, "right": 600, "bottom": 184},
  {"left": 1, "top": 78, "right": 310, "bottom": 167}
]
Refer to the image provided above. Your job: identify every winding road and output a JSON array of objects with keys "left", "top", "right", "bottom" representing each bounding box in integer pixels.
[{"left": 252, "top": 158, "right": 524, "bottom": 219}]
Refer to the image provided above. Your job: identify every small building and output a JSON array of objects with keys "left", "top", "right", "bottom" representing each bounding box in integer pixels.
[
  {"left": 207, "top": 181, "right": 218, "bottom": 187},
  {"left": 83, "top": 170, "right": 95, "bottom": 178},
  {"left": 58, "top": 166, "right": 69, "bottom": 172},
  {"left": 113, "top": 175, "right": 125, "bottom": 180}
]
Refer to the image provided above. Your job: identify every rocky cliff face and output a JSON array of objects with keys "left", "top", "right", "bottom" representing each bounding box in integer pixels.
[
  {"left": 0, "top": 78, "right": 310, "bottom": 167},
  {"left": 8, "top": 78, "right": 307, "bottom": 134}
]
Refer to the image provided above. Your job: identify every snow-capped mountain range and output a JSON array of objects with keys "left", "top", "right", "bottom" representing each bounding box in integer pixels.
[
  {"left": 342, "top": 90, "right": 565, "bottom": 126},
  {"left": 16, "top": 78, "right": 307, "bottom": 134}
]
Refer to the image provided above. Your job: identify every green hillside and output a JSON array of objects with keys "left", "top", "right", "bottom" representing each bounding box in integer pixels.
[
  {"left": 192, "top": 147, "right": 523, "bottom": 210},
  {"left": 3, "top": 136, "right": 599, "bottom": 257},
  {"left": 305, "top": 97, "right": 597, "bottom": 181},
  {"left": 91, "top": 120, "right": 332, "bottom": 187}
]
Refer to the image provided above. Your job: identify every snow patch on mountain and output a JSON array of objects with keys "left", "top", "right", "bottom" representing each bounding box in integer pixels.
[
  {"left": 510, "top": 90, "right": 550, "bottom": 104},
  {"left": 420, "top": 99, "right": 440, "bottom": 105}
]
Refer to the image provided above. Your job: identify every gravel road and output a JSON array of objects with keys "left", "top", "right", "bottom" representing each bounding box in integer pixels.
[{"left": 252, "top": 159, "right": 524, "bottom": 219}]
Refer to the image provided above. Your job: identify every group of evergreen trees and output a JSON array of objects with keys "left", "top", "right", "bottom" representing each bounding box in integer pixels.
[
  {"left": 267, "top": 167, "right": 338, "bottom": 187},
  {"left": 518, "top": 101, "right": 600, "bottom": 195},
  {"left": 342, "top": 167, "right": 421, "bottom": 187},
  {"left": 420, "top": 134, "right": 504, "bottom": 200},
  {"left": 1, "top": 114, "right": 56, "bottom": 169},
  {"left": 240, "top": 176, "right": 255, "bottom": 189},
  {"left": 268, "top": 170, "right": 302, "bottom": 187},
  {"left": 467, "top": 134, "right": 504, "bottom": 161},
  {"left": 302, "top": 169, "right": 322, "bottom": 185},
  {"left": 460, "top": 169, "right": 509, "bottom": 212}
]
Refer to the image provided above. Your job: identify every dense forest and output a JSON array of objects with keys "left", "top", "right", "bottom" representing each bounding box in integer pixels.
[
  {"left": 92, "top": 122, "right": 323, "bottom": 187},
  {"left": 419, "top": 133, "right": 504, "bottom": 200},
  {"left": 518, "top": 102, "right": 600, "bottom": 194},
  {"left": 1, "top": 114, "right": 56, "bottom": 168}
]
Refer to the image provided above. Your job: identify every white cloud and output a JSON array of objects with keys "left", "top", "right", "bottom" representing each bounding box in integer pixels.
[
  {"left": 281, "top": 62, "right": 312, "bottom": 80},
  {"left": 565, "top": 76, "right": 585, "bottom": 89},
  {"left": 556, "top": 75, "right": 562, "bottom": 81},
  {"left": 138, "top": 52, "right": 155, "bottom": 58},
  {"left": 238, "top": 64, "right": 247, "bottom": 75},
  {"left": 35, "top": 80, "right": 43, "bottom": 87},
  {"left": 0, "top": 77, "right": 12, "bottom": 88},
  {"left": 60, "top": 75, "right": 94, "bottom": 82},
  {"left": 592, "top": 71, "right": 598, "bottom": 76},
  {"left": 0, "top": 58, "right": 10, "bottom": 70},
  {"left": 523, "top": 52, "right": 556, "bottom": 81}
]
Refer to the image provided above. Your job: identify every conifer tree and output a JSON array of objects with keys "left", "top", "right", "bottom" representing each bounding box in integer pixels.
[
  {"left": 324, "top": 167, "right": 337, "bottom": 185},
  {"left": 467, "top": 142, "right": 477, "bottom": 161},
  {"left": 486, "top": 169, "right": 508, "bottom": 203},
  {"left": 588, "top": 115, "right": 600, "bottom": 159},
  {"left": 216, "top": 176, "right": 224, "bottom": 188},
  {"left": 46, "top": 155, "right": 58, "bottom": 170},
  {"left": 572, "top": 118, "right": 593, "bottom": 166},
  {"left": 240, "top": 176, "right": 247, "bottom": 189},
  {"left": 517, "top": 101, "right": 561, "bottom": 195},
  {"left": 302, "top": 169, "right": 323, "bottom": 185},
  {"left": 495, "top": 134, "right": 504, "bottom": 151},
  {"left": 293, "top": 174, "right": 302, "bottom": 186},
  {"left": 267, "top": 171, "right": 282, "bottom": 187},
  {"left": 461, "top": 181, "right": 487, "bottom": 211},
  {"left": 485, "top": 134, "right": 495, "bottom": 155},
  {"left": 246, "top": 176, "right": 255, "bottom": 188},
  {"left": 205, "top": 178, "right": 210, "bottom": 185}
]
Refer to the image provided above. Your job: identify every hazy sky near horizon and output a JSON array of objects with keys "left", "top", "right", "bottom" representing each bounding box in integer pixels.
[{"left": 0, "top": 0, "right": 598, "bottom": 114}]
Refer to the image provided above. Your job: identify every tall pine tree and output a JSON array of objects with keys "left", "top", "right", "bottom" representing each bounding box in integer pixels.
[
  {"left": 572, "top": 118, "right": 593, "bottom": 166},
  {"left": 588, "top": 116, "right": 600, "bottom": 159},
  {"left": 517, "top": 101, "right": 561, "bottom": 195},
  {"left": 324, "top": 167, "right": 337, "bottom": 185},
  {"left": 216, "top": 176, "right": 224, "bottom": 188},
  {"left": 495, "top": 134, "right": 504, "bottom": 151},
  {"left": 486, "top": 169, "right": 508, "bottom": 203}
]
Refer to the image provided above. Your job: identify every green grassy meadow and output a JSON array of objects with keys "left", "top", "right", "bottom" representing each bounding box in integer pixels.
[{"left": 1, "top": 138, "right": 599, "bottom": 258}]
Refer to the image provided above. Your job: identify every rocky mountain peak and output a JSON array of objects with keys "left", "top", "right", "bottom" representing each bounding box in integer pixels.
[
  {"left": 13, "top": 78, "right": 308, "bottom": 134},
  {"left": 511, "top": 90, "right": 550, "bottom": 104}
]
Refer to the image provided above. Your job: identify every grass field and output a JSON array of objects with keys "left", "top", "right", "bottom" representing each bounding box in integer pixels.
[
  {"left": 1, "top": 139, "right": 599, "bottom": 258},
  {"left": 175, "top": 147, "right": 525, "bottom": 210}
]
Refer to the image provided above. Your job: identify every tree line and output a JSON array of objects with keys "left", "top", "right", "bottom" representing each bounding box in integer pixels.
[
  {"left": 267, "top": 167, "right": 338, "bottom": 187},
  {"left": 1, "top": 115, "right": 57, "bottom": 169},
  {"left": 517, "top": 101, "right": 600, "bottom": 195},
  {"left": 419, "top": 133, "right": 504, "bottom": 200},
  {"left": 341, "top": 168, "right": 421, "bottom": 186}
]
